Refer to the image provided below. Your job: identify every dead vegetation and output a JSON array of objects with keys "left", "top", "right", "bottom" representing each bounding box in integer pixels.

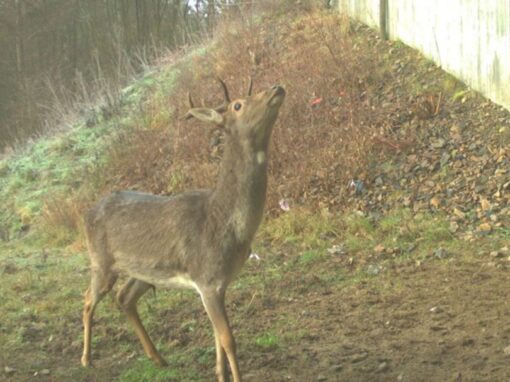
[
  {"left": 36, "top": 3, "right": 510, "bottom": 247},
  {"left": 98, "top": 10, "right": 391, "bottom": 219}
]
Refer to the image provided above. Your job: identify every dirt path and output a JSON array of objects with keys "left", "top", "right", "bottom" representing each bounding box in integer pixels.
[{"left": 242, "top": 258, "right": 510, "bottom": 382}]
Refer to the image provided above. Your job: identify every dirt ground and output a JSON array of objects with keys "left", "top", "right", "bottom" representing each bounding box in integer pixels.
[
  {"left": 257, "top": 260, "right": 510, "bottom": 382},
  {"left": 2, "top": 252, "right": 509, "bottom": 382},
  {"left": 235, "top": 257, "right": 510, "bottom": 382}
]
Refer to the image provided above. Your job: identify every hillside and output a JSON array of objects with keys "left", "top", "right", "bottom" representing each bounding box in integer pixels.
[{"left": 1, "top": 6, "right": 510, "bottom": 382}]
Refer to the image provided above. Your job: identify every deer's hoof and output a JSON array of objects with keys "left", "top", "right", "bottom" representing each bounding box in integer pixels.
[
  {"left": 216, "top": 370, "right": 230, "bottom": 382},
  {"left": 81, "top": 355, "right": 91, "bottom": 367},
  {"left": 154, "top": 357, "right": 168, "bottom": 367}
]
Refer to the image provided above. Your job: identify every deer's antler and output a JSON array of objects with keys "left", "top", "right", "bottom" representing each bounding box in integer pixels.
[
  {"left": 214, "top": 78, "right": 231, "bottom": 113},
  {"left": 184, "top": 79, "right": 231, "bottom": 119},
  {"left": 187, "top": 92, "right": 195, "bottom": 108},
  {"left": 183, "top": 92, "right": 196, "bottom": 120},
  {"left": 247, "top": 76, "right": 253, "bottom": 96}
]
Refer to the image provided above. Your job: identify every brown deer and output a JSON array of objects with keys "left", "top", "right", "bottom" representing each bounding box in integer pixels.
[{"left": 80, "top": 79, "right": 285, "bottom": 382}]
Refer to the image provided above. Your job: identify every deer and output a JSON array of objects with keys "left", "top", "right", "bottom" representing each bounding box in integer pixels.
[{"left": 80, "top": 78, "right": 286, "bottom": 382}]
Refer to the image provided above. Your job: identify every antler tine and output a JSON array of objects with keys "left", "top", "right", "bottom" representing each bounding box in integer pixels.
[
  {"left": 187, "top": 92, "right": 195, "bottom": 108},
  {"left": 217, "top": 78, "right": 231, "bottom": 104},
  {"left": 212, "top": 78, "right": 230, "bottom": 113},
  {"left": 182, "top": 92, "right": 196, "bottom": 120},
  {"left": 247, "top": 76, "right": 253, "bottom": 96}
]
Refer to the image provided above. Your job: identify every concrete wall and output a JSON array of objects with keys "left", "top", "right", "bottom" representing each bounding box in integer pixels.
[
  {"left": 339, "top": 0, "right": 510, "bottom": 111},
  {"left": 339, "top": 0, "right": 380, "bottom": 28}
]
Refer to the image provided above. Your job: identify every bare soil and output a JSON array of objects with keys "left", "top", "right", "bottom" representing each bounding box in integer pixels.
[
  {"left": 246, "top": 257, "right": 510, "bottom": 382},
  {"left": 1, "top": 253, "right": 509, "bottom": 382}
]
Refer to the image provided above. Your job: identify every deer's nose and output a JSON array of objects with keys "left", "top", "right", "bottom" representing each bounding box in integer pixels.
[{"left": 271, "top": 85, "right": 285, "bottom": 96}]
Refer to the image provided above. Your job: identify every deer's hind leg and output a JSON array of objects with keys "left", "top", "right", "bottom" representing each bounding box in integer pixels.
[
  {"left": 116, "top": 278, "right": 168, "bottom": 367},
  {"left": 81, "top": 267, "right": 118, "bottom": 367}
]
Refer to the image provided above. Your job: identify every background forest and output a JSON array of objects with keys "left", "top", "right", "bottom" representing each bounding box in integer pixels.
[{"left": 0, "top": 0, "right": 245, "bottom": 148}]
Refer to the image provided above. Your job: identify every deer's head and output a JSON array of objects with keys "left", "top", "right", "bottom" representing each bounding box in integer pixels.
[{"left": 185, "top": 79, "right": 285, "bottom": 151}]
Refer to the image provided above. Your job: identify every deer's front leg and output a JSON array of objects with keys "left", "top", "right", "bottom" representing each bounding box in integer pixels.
[{"left": 200, "top": 288, "right": 241, "bottom": 382}]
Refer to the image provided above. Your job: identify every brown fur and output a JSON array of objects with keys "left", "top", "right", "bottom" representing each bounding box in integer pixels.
[{"left": 81, "top": 82, "right": 285, "bottom": 382}]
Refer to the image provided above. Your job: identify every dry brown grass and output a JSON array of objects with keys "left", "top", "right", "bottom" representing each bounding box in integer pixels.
[
  {"left": 163, "top": 10, "right": 387, "bottom": 212},
  {"left": 41, "top": 193, "right": 89, "bottom": 246},
  {"left": 84, "top": 7, "right": 406, "bottom": 219}
]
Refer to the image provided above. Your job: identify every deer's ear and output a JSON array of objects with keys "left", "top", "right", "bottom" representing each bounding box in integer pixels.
[{"left": 184, "top": 108, "right": 224, "bottom": 126}]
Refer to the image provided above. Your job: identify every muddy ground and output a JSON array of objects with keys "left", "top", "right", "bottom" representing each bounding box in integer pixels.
[
  {"left": 252, "top": 257, "right": 510, "bottom": 382},
  {"left": 1, "top": 250, "right": 509, "bottom": 382}
]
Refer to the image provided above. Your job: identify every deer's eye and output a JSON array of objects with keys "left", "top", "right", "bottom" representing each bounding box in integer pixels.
[{"left": 234, "top": 102, "right": 242, "bottom": 111}]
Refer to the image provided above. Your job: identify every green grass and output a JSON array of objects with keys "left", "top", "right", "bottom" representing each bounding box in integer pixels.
[
  {"left": 1, "top": 203, "right": 508, "bottom": 381},
  {"left": 117, "top": 357, "right": 201, "bottom": 382},
  {"left": 254, "top": 332, "right": 280, "bottom": 351},
  {"left": 341, "top": 208, "right": 457, "bottom": 258},
  {"left": 259, "top": 208, "right": 342, "bottom": 249},
  {"left": 299, "top": 249, "right": 324, "bottom": 265}
]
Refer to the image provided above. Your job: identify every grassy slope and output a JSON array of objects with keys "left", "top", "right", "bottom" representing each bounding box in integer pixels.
[
  {"left": 0, "top": 57, "right": 185, "bottom": 246},
  {"left": 1, "top": 7, "right": 509, "bottom": 382}
]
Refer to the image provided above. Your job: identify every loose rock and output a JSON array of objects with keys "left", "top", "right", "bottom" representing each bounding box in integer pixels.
[
  {"left": 434, "top": 248, "right": 450, "bottom": 260},
  {"left": 367, "top": 264, "right": 382, "bottom": 275},
  {"left": 377, "top": 361, "right": 389, "bottom": 372},
  {"left": 327, "top": 244, "right": 346, "bottom": 256},
  {"left": 329, "top": 364, "right": 343, "bottom": 372},
  {"left": 351, "top": 352, "right": 368, "bottom": 363}
]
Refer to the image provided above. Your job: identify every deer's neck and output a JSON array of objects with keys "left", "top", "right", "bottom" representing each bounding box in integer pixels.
[{"left": 210, "top": 136, "right": 268, "bottom": 244}]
